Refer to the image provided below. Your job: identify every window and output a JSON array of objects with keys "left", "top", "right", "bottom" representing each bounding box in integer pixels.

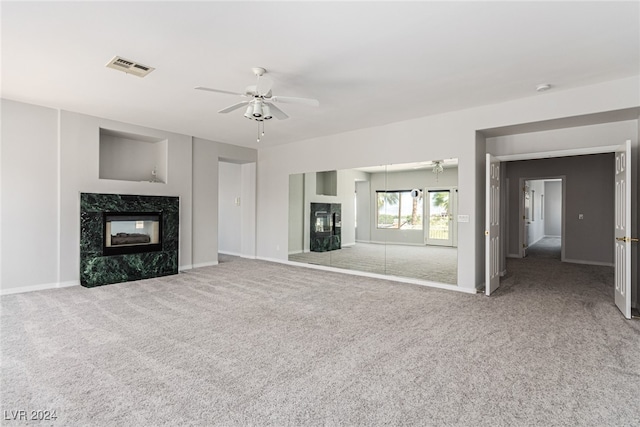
[{"left": 377, "top": 191, "right": 423, "bottom": 229}]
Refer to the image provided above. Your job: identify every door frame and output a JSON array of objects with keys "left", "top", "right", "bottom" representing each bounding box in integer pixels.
[
  {"left": 491, "top": 144, "right": 635, "bottom": 315},
  {"left": 517, "top": 176, "right": 566, "bottom": 261},
  {"left": 424, "top": 186, "right": 458, "bottom": 247}
]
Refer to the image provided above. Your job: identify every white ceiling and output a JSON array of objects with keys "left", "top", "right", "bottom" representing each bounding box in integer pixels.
[{"left": 2, "top": 2, "right": 638, "bottom": 149}]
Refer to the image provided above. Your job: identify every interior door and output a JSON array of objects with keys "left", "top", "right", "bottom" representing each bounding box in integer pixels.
[
  {"left": 614, "top": 140, "right": 632, "bottom": 319},
  {"left": 426, "top": 189, "right": 453, "bottom": 246},
  {"left": 486, "top": 154, "right": 501, "bottom": 296},
  {"left": 522, "top": 182, "right": 529, "bottom": 257}
]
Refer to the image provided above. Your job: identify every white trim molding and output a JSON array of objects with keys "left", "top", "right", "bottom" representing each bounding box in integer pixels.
[
  {"left": 563, "top": 258, "right": 615, "bottom": 267},
  {"left": 1, "top": 280, "right": 79, "bottom": 296},
  {"left": 257, "top": 256, "right": 477, "bottom": 295}
]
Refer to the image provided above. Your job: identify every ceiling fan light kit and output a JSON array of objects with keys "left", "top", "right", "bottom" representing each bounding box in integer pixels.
[{"left": 195, "top": 67, "right": 319, "bottom": 142}]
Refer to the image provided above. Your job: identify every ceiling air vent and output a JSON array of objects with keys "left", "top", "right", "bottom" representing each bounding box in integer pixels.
[{"left": 106, "top": 56, "right": 155, "bottom": 77}]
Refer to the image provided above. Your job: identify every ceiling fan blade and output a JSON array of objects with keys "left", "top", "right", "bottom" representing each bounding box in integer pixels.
[
  {"left": 266, "top": 103, "right": 289, "bottom": 120},
  {"left": 256, "top": 76, "right": 273, "bottom": 96},
  {"left": 218, "top": 101, "right": 250, "bottom": 114},
  {"left": 195, "top": 86, "right": 244, "bottom": 96},
  {"left": 269, "top": 96, "right": 319, "bottom": 107}
]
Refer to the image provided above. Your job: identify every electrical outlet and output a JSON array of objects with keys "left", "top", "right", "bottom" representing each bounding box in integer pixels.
[{"left": 578, "top": 214, "right": 584, "bottom": 220}]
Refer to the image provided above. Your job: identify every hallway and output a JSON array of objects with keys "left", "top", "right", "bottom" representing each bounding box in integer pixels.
[
  {"left": 500, "top": 238, "right": 614, "bottom": 308},
  {"left": 526, "top": 236, "right": 561, "bottom": 259}
]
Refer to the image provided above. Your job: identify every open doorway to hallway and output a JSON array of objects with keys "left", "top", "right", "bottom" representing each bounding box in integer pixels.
[
  {"left": 521, "top": 178, "right": 563, "bottom": 260},
  {"left": 504, "top": 154, "right": 614, "bottom": 269},
  {"left": 218, "top": 160, "right": 257, "bottom": 260}
]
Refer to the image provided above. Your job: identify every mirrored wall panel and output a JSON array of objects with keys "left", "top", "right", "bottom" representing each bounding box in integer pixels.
[{"left": 288, "top": 160, "right": 458, "bottom": 285}]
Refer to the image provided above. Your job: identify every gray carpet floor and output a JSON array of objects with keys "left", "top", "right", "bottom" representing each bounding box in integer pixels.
[
  {"left": 289, "top": 243, "right": 458, "bottom": 284},
  {"left": 527, "top": 236, "right": 561, "bottom": 259},
  {"left": 1, "top": 254, "right": 639, "bottom": 426}
]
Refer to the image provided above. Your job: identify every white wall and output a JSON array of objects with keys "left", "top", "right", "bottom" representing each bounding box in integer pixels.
[
  {"left": 240, "top": 162, "right": 257, "bottom": 258},
  {"left": 544, "top": 181, "right": 562, "bottom": 236},
  {"left": 1, "top": 100, "right": 59, "bottom": 292},
  {"left": 218, "top": 162, "right": 242, "bottom": 255},
  {"left": 1, "top": 100, "right": 257, "bottom": 293},
  {"left": 525, "top": 180, "right": 546, "bottom": 246},
  {"left": 257, "top": 76, "right": 639, "bottom": 292}
]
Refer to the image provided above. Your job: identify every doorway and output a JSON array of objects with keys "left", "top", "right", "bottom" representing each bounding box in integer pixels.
[
  {"left": 218, "top": 160, "right": 257, "bottom": 259},
  {"left": 487, "top": 148, "right": 635, "bottom": 318},
  {"left": 518, "top": 177, "right": 564, "bottom": 260},
  {"left": 425, "top": 187, "right": 458, "bottom": 247}
]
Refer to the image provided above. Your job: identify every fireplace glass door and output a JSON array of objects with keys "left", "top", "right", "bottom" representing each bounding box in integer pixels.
[{"left": 103, "top": 212, "right": 162, "bottom": 255}]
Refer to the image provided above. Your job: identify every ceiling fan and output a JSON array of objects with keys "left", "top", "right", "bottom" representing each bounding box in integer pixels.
[{"left": 195, "top": 67, "right": 319, "bottom": 141}]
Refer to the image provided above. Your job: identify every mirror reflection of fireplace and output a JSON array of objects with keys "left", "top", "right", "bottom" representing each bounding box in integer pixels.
[{"left": 103, "top": 212, "right": 162, "bottom": 256}]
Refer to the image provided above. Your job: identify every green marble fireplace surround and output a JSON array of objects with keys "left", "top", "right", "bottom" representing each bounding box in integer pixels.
[{"left": 80, "top": 193, "right": 179, "bottom": 287}]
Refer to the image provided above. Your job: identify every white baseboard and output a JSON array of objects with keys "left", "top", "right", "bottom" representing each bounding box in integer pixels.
[
  {"left": 563, "top": 258, "right": 614, "bottom": 267},
  {"left": 528, "top": 235, "right": 544, "bottom": 247},
  {"left": 1, "top": 280, "right": 79, "bottom": 296},
  {"left": 218, "top": 251, "right": 257, "bottom": 260},
  {"left": 218, "top": 251, "right": 242, "bottom": 257},
  {"left": 256, "top": 256, "right": 477, "bottom": 295},
  {"left": 544, "top": 235, "right": 561, "bottom": 238},
  {"left": 189, "top": 261, "right": 219, "bottom": 270}
]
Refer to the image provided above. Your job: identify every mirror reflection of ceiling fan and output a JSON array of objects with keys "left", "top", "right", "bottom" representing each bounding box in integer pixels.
[{"left": 195, "top": 67, "right": 319, "bottom": 142}]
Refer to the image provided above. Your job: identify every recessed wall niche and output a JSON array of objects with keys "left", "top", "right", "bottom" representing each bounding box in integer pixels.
[
  {"left": 99, "top": 128, "right": 168, "bottom": 183},
  {"left": 316, "top": 170, "right": 337, "bottom": 196}
]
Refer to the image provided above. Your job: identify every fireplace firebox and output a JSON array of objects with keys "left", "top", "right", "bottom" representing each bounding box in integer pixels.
[{"left": 103, "top": 212, "right": 162, "bottom": 256}]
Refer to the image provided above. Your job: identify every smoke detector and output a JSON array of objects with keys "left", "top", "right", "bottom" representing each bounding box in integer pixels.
[{"left": 106, "top": 56, "right": 155, "bottom": 77}]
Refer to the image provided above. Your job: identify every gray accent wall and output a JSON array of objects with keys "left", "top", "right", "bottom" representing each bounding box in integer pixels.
[{"left": 506, "top": 154, "right": 615, "bottom": 265}]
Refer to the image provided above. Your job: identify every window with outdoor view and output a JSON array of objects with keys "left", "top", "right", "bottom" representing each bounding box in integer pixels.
[{"left": 376, "top": 191, "right": 423, "bottom": 230}]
